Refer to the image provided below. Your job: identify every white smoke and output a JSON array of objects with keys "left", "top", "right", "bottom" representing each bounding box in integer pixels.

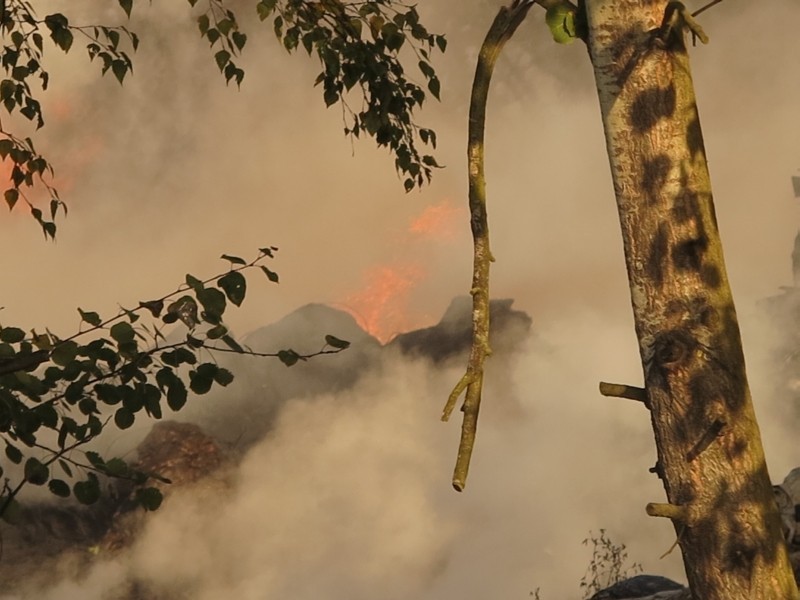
[{"left": 1, "top": 0, "right": 799, "bottom": 598}]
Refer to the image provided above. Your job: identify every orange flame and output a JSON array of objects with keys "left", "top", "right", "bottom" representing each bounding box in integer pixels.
[
  {"left": 409, "top": 198, "right": 462, "bottom": 240},
  {"left": 339, "top": 198, "right": 464, "bottom": 343},
  {"left": 343, "top": 263, "right": 425, "bottom": 343}
]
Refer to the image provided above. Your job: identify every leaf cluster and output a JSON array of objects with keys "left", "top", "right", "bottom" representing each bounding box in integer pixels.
[
  {"left": 1, "top": 0, "right": 447, "bottom": 235},
  {"left": 192, "top": 0, "right": 247, "bottom": 87},
  {"left": 0, "top": 0, "right": 141, "bottom": 236},
  {"left": 256, "top": 0, "right": 446, "bottom": 191},
  {"left": 0, "top": 248, "right": 349, "bottom": 521}
]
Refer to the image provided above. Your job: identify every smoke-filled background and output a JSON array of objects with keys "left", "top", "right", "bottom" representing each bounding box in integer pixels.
[{"left": 1, "top": 0, "right": 800, "bottom": 597}]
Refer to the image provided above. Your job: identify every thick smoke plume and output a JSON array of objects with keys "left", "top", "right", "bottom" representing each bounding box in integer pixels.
[{"left": 0, "top": 1, "right": 799, "bottom": 598}]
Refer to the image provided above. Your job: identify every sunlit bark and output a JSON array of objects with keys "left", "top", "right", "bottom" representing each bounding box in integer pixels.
[{"left": 585, "top": 1, "right": 798, "bottom": 597}]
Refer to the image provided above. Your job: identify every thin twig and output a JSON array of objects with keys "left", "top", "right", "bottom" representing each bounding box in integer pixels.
[{"left": 692, "top": 0, "right": 723, "bottom": 17}]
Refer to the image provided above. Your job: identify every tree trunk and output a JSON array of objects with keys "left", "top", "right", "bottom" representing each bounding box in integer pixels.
[{"left": 584, "top": 1, "right": 799, "bottom": 598}]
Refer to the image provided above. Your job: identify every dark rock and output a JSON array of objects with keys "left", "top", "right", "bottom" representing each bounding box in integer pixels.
[
  {"left": 590, "top": 575, "right": 686, "bottom": 599},
  {"left": 388, "top": 296, "right": 532, "bottom": 363}
]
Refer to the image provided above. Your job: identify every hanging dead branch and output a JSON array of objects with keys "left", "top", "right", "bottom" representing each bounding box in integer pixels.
[{"left": 442, "top": 0, "right": 535, "bottom": 492}]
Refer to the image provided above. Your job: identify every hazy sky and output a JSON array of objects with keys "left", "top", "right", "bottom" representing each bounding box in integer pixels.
[{"left": 1, "top": 1, "right": 800, "bottom": 598}]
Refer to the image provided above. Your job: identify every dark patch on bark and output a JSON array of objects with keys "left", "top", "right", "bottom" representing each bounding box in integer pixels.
[
  {"left": 646, "top": 222, "right": 670, "bottom": 286},
  {"left": 642, "top": 154, "right": 671, "bottom": 204},
  {"left": 630, "top": 84, "right": 676, "bottom": 133},
  {"left": 723, "top": 523, "right": 760, "bottom": 577},
  {"left": 729, "top": 436, "right": 748, "bottom": 459},
  {"left": 672, "top": 236, "right": 709, "bottom": 273},
  {"left": 700, "top": 263, "right": 722, "bottom": 288},
  {"left": 698, "top": 304, "right": 718, "bottom": 329},
  {"left": 686, "top": 114, "right": 706, "bottom": 162},
  {"left": 671, "top": 188, "right": 698, "bottom": 224},
  {"left": 608, "top": 26, "right": 646, "bottom": 87}
]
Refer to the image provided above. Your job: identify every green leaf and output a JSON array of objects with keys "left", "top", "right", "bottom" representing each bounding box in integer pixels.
[
  {"left": 220, "top": 334, "right": 244, "bottom": 353},
  {"left": 259, "top": 246, "right": 277, "bottom": 257},
  {"left": 278, "top": 349, "right": 301, "bottom": 367},
  {"left": 186, "top": 334, "right": 204, "bottom": 349},
  {"left": 58, "top": 458, "right": 73, "bottom": 477},
  {"left": 48, "top": 478, "right": 71, "bottom": 498},
  {"left": 197, "top": 287, "right": 227, "bottom": 321},
  {"left": 24, "top": 457, "right": 49, "bottom": 485},
  {"left": 139, "top": 299, "right": 164, "bottom": 317},
  {"left": 323, "top": 85, "right": 339, "bottom": 107},
  {"left": 214, "top": 368, "right": 234, "bottom": 386},
  {"left": 207, "top": 324, "right": 227, "bottom": 339},
  {"left": 428, "top": 76, "right": 441, "bottom": 100},
  {"left": 220, "top": 253, "right": 246, "bottom": 266},
  {"left": 217, "top": 18, "right": 233, "bottom": 36},
  {"left": 206, "top": 28, "right": 221, "bottom": 45},
  {"left": 0, "top": 327, "right": 25, "bottom": 343},
  {"left": 166, "top": 377, "right": 187, "bottom": 411},
  {"left": 214, "top": 49, "right": 231, "bottom": 71},
  {"left": 73, "top": 474, "right": 100, "bottom": 505},
  {"left": 217, "top": 271, "right": 246, "bottom": 307},
  {"left": 136, "top": 487, "right": 163, "bottom": 511},
  {"left": 118, "top": 0, "right": 133, "bottom": 17},
  {"left": 34, "top": 404, "right": 58, "bottom": 428},
  {"left": 232, "top": 31, "right": 247, "bottom": 51},
  {"left": 51, "top": 341, "right": 79, "bottom": 366},
  {"left": 85, "top": 451, "right": 104, "bottom": 469},
  {"left": 78, "top": 308, "right": 102, "bottom": 327},
  {"left": 197, "top": 14, "right": 210, "bottom": 36},
  {"left": 111, "top": 59, "right": 128, "bottom": 84},
  {"left": 325, "top": 335, "right": 351, "bottom": 350},
  {"left": 0, "top": 138, "right": 13, "bottom": 158},
  {"left": 52, "top": 28, "right": 74, "bottom": 53},
  {"left": 166, "top": 296, "right": 198, "bottom": 328},
  {"left": 189, "top": 363, "right": 218, "bottom": 395},
  {"left": 260, "top": 266, "right": 279, "bottom": 283},
  {"left": 257, "top": 0, "right": 277, "bottom": 21},
  {"left": 115, "top": 406, "right": 135, "bottom": 429},
  {"left": 110, "top": 321, "right": 135, "bottom": 344},
  {"left": 5, "top": 443, "right": 22, "bottom": 464},
  {"left": 545, "top": 3, "right": 577, "bottom": 44},
  {"left": 185, "top": 273, "right": 204, "bottom": 291},
  {"left": 103, "top": 457, "right": 129, "bottom": 477},
  {"left": 418, "top": 60, "right": 435, "bottom": 79}
]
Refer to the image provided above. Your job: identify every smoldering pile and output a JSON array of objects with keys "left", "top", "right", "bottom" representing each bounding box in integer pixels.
[{"left": 0, "top": 297, "right": 532, "bottom": 599}]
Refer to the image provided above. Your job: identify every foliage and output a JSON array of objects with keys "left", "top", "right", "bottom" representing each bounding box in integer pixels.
[
  {"left": 544, "top": 2, "right": 580, "bottom": 44},
  {"left": 254, "top": 0, "right": 446, "bottom": 192},
  {"left": 579, "top": 529, "right": 643, "bottom": 599},
  {"left": 0, "top": 249, "right": 350, "bottom": 521},
  {"left": 0, "top": 0, "right": 446, "bottom": 238}
]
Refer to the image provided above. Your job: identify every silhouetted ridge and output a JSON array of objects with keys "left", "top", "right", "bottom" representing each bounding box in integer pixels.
[{"left": 388, "top": 296, "right": 532, "bottom": 362}]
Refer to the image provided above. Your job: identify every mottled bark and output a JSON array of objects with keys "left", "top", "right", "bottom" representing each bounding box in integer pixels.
[{"left": 585, "top": 1, "right": 798, "bottom": 598}]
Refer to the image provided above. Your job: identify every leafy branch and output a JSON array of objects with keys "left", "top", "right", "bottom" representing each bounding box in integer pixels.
[
  {"left": 0, "top": 248, "right": 350, "bottom": 520},
  {"left": 255, "top": 0, "right": 446, "bottom": 191},
  {"left": 1, "top": 0, "right": 448, "bottom": 237}
]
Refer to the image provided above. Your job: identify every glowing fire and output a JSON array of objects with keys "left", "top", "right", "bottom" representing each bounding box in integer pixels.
[
  {"left": 339, "top": 198, "right": 464, "bottom": 343},
  {"left": 408, "top": 197, "right": 462, "bottom": 240},
  {"left": 1, "top": 95, "right": 104, "bottom": 220},
  {"left": 343, "top": 263, "right": 426, "bottom": 344}
]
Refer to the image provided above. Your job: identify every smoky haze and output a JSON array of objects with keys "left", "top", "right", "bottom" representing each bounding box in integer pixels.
[{"left": 1, "top": 0, "right": 799, "bottom": 598}]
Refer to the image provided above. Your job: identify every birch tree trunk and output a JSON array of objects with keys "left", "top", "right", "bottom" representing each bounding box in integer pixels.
[{"left": 584, "top": 1, "right": 799, "bottom": 597}]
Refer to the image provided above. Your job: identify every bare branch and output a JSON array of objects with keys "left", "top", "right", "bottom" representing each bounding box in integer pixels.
[{"left": 445, "top": 0, "right": 534, "bottom": 492}]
